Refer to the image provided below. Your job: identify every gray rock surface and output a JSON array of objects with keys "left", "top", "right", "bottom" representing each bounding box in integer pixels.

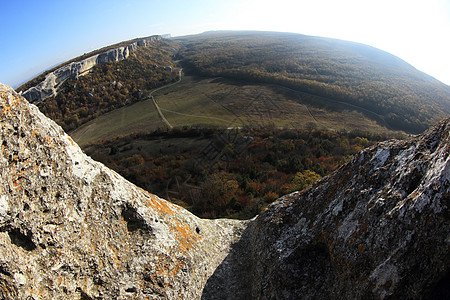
[
  {"left": 21, "top": 35, "right": 162, "bottom": 103},
  {"left": 203, "top": 116, "right": 449, "bottom": 299},
  {"left": 0, "top": 83, "right": 247, "bottom": 299},
  {"left": 1, "top": 82, "right": 449, "bottom": 299}
]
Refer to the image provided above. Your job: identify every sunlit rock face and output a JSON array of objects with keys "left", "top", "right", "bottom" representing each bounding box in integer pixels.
[
  {"left": 203, "top": 117, "right": 449, "bottom": 299},
  {"left": 0, "top": 83, "right": 247, "bottom": 299},
  {"left": 0, "top": 82, "right": 449, "bottom": 299},
  {"left": 20, "top": 35, "right": 162, "bottom": 103}
]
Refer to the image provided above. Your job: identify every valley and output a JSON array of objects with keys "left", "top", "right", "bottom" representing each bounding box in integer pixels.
[
  {"left": 71, "top": 75, "right": 394, "bottom": 147},
  {"left": 16, "top": 31, "right": 450, "bottom": 218},
  {"left": 71, "top": 73, "right": 399, "bottom": 219}
]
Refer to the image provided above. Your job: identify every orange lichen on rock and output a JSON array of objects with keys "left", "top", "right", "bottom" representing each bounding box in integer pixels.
[
  {"left": 173, "top": 220, "right": 200, "bottom": 254},
  {"left": 146, "top": 193, "right": 176, "bottom": 216},
  {"left": 172, "top": 261, "right": 184, "bottom": 277},
  {"left": 12, "top": 174, "right": 24, "bottom": 188},
  {"left": 67, "top": 136, "right": 75, "bottom": 146},
  {"left": 2, "top": 105, "right": 11, "bottom": 116},
  {"left": 46, "top": 135, "right": 53, "bottom": 147},
  {"left": 13, "top": 95, "right": 20, "bottom": 104},
  {"left": 143, "top": 190, "right": 202, "bottom": 256},
  {"left": 0, "top": 79, "right": 248, "bottom": 300}
]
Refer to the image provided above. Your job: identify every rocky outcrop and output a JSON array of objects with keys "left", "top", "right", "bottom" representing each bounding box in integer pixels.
[
  {"left": 0, "top": 83, "right": 247, "bottom": 299},
  {"left": 203, "top": 116, "right": 450, "bottom": 299},
  {"left": 21, "top": 35, "right": 162, "bottom": 103},
  {"left": 1, "top": 82, "right": 449, "bottom": 299}
]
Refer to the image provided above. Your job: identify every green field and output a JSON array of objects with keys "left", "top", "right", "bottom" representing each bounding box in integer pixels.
[
  {"left": 69, "top": 99, "right": 164, "bottom": 146},
  {"left": 71, "top": 75, "right": 397, "bottom": 146}
]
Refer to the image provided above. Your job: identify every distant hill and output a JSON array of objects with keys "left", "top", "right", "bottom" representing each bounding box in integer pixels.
[
  {"left": 175, "top": 31, "right": 450, "bottom": 133},
  {"left": 17, "top": 31, "right": 450, "bottom": 134}
]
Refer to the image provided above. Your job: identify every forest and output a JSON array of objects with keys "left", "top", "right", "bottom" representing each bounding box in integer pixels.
[{"left": 83, "top": 126, "right": 396, "bottom": 219}]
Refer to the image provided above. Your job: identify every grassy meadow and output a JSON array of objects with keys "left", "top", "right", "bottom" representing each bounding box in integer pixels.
[{"left": 71, "top": 75, "right": 394, "bottom": 146}]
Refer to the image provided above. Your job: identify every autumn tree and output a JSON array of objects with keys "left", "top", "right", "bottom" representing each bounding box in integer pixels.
[{"left": 285, "top": 169, "right": 322, "bottom": 193}]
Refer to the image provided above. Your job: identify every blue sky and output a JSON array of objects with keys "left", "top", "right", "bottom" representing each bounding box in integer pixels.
[{"left": 1, "top": 0, "right": 449, "bottom": 87}]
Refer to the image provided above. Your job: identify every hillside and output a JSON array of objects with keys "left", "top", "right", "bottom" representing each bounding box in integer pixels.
[
  {"left": 15, "top": 31, "right": 450, "bottom": 220},
  {"left": 176, "top": 31, "right": 450, "bottom": 133},
  {"left": 1, "top": 83, "right": 448, "bottom": 298},
  {"left": 70, "top": 75, "right": 396, "bottom": 148}
]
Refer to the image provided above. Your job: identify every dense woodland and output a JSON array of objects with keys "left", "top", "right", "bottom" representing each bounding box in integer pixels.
[
  {"left": 22, "top": 40, "right": 180, "bottom": 131},
  {"left": 84, "top": 127, "right": 396, "bottom": 219},
  {"left": 176, "top": 31, "right": 450, "bottom": 133}
]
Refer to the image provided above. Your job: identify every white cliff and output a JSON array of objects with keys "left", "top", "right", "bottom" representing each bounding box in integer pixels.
[{"left": 21, "top": 36, "right": 162, "bottom": 103}]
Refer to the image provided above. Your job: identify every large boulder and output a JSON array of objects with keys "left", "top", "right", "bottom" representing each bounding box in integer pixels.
[
  {"left": 203, "top": 116, "right": 449, "bottom": 299},
  {"left": 0, "top": 83, "right": 247, "bottom": 299}
]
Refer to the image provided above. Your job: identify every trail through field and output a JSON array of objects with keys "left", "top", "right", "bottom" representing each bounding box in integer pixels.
[
  {"left": 151, "top": 96, "right": 173, "bottom": 129},
  {"left": 147, "top": 69, "right": 183, "bottom": 129}
]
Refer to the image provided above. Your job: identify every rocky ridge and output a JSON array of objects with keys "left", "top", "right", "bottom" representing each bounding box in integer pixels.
[
  {"left": 0, "top": 83, "right": 247, "bottom": 299},
  {"left": 203, "top": 115, "right": 450, "bottom": 299},
  {"left": 0, "top": 82, "right": 449, "bottom": 299},
  {"left": 20, "top": 35, "right": 162, "bottom": 103}
]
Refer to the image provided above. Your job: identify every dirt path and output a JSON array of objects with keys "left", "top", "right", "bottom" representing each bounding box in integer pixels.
[
  {"left": 151, "top": 95, "right": 173, "bottom": 129},
  {"left": 147, "top": 69, "right": 183, "bottom": 129}
]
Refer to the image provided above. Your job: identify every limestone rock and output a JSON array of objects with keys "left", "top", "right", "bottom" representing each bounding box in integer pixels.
[
  {"left": 21, "top": 35, "right": 162, "bottom": 103},
  {"left": 0, "top": 83, "right": 247, "bottom": 299},
  {"left": 203, "top": 116, "right": 449, "bottom": 299}
]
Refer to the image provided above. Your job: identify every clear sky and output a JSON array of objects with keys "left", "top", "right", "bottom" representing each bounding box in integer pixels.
[{"left": 1, "top": 0, "right": 449, "bottom": 88}]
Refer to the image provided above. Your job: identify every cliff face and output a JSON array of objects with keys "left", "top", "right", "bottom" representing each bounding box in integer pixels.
[
  {"left": 1, "top": 82, "right": 449, "bottom": 299},
  {"left": 204, "top": 116, "right": 450, "bottom": 299},
  {"left": 0, "top": 83, "right": 247, "bottom": 299},
  {"left": 21, "top": 35, "right": 162, "bottom": 103}
]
